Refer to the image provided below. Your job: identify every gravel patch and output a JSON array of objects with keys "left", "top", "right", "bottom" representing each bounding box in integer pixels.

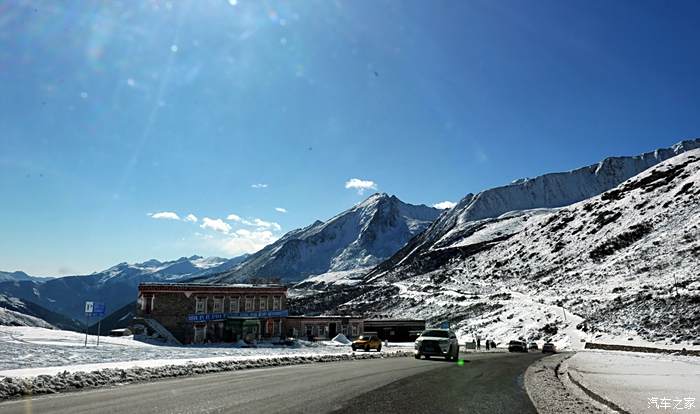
[{"left": 524, "top": 353, "right": 608, "bottom": 414}]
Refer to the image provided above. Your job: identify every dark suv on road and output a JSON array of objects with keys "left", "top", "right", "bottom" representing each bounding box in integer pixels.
[{"left": 508, "top": 340, "right": 528, "bottom": 352}]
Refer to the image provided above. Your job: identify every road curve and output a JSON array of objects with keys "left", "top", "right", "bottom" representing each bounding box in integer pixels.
[{"left": 0, "top": 352, "right": 544, "bottom": 414}]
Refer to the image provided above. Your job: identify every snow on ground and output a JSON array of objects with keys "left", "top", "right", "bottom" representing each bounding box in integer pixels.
[
  {"left": 566, "top": 350, "right": 700, "bottom": 413},
  {"left": 0, "top": 326, "right": 410, "bottom": 378},
  {"left": 0, "top": 308, "right": 53, "bottom": 329},
  {"left": 447, "top": 209, "right": 555, "bottom": 249}
]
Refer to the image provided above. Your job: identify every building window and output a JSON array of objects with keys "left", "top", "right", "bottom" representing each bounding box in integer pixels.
[
  {"left": 319, "top": 325, "right": 327, "bottom": 338},
  {"left": 194, "top": 324, "right": 206, "bottom": 344},
  {"left": 229, "top": 296, "right": 240, "bottom": 313},
  {"left": 245, "top": 296, "right": 254, "bottom": 312},
  {"left": 195, "top": 297, "right": 207, "bottom": 314},
  {"left": 272, "top": 296, "right": 281, "bottom": 311},
  {"left": 212, "top": 297, "right": 223, "bottom": 313},
  {"left": 259, "top": 296, "right": 268, "bottom": 311},
  {"left": 352, "top": 325, "right": 358, "bottom": 336}
]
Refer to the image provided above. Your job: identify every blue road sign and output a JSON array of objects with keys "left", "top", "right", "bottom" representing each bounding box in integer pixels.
[{"left": 86, "top": 302, "right": 106, "bottom": 317}]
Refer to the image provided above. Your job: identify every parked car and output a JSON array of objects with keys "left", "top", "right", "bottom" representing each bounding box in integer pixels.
[
  {"left": 508, "top": 340, "right": 528, "bottom": 352},
  {"left": 542, "top": 342, "right": 556, "bottom": 353},
  {"left": 352, "top": 334, "right": 382, "bottom": 352},
  {"left": 414, "top": 329, "right": 460, "bottom": 360},
  {"left": 527, "top": 342, "right": 539, "bottom": 351}
]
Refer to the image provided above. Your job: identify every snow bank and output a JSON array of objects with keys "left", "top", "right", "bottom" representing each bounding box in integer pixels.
[
  {"left": 0, "top": 326, "right": 384, "bottom": 371},
  {"left": 565, "top": 350, "right": 700, "bottom": 413},
  {"left": 0, "top": 350, "right": 413, "bottom": 400},
  {"left": 331, "top": 334, "right": 351, "bottom": 344}
]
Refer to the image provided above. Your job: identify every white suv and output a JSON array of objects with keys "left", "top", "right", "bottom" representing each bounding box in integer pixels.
[{"left": 414, "top": 329, "right": 460, "bottom": 360}]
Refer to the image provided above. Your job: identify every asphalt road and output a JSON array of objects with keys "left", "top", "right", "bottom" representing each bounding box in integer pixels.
[{"left": 0, "top": 352, "right": 545, "bottom": 414}]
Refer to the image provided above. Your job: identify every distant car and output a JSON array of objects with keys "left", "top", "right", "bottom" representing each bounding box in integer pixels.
[
  {"left": 352, "top": 334, "right": 382, "bottom": 352},
  {"left": 414, "top": 329, "right": 460, "bottom": 360},
  {"left": 527, "top": 342, "right": 539, "bottom": 351},
  {"left": 508, "top": 340, "right": 528, "bottom": 353},
  {"left": 542, "top": 342, "right": 556, "bottom": 353}
]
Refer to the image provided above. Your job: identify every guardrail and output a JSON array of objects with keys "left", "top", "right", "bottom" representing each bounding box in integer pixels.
[{"left": 584, "top": 342, "right": 699, "bottom": 356}]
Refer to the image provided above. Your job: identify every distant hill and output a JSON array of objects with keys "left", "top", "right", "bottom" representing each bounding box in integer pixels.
[
  {"left": 0, "top": 254, "right": 248, "bottom": 323},
  {"left": 0, "top": 270, "right": 54, "bottom": 283},
  {"left": 0, "top": 294, "right": 82, "bottom": 330},
  {"left": 88, "top": 301, "right": 136, "bottom": 335}
]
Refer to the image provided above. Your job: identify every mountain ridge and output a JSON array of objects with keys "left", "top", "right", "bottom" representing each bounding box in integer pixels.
[{"left": 204, "top": 193, "right": 441, "bottom": 283}]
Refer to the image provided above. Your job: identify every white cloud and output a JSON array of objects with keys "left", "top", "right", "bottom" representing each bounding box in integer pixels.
[
  {"left": 222, "top": 230, "right": 278, "bottom": 256},
  {"left": 345, "top": 178, "right": 377, "bottom": 194},
  {"left": 200, "top": 217, "right": 232, "bottom": 234},
  {"left": 184, "top": 213, "right": 198, "bottom": 223},
  {"left": 275, "top": 207, "right": 287, "bottom": 213},
  {"left": 255, "top": 218, "right": 281, "bottom": 231},
  {"left": 149, "top": 211, "right": 180, "bottom": 220},
  {"left": 242, "top": 218, "right": 281, "bottom": 231},
  {"left": 433, "top": 201, "right": 457, "bottom": 210},
  {"left": 251, "top": 183, "right": 268, "bottom": 189},
  {"left": 226, "top": 213, "right": 242, "bottom": 222}
]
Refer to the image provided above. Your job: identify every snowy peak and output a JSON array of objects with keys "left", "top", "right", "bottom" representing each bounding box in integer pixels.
[
  {"left": 371, "top": 138, "right": 700, "bottom": 273},
  {"left": 327, "top": 148, "right": 700, "bottom": 348},
  {"left": 208, "top": 194, "right": 441, "bottom": 282},
  {"left": 99, "top": 255, "right": 230, "bottom": 283}
]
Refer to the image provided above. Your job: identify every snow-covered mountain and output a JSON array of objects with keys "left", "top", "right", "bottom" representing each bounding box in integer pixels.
[
  {"left": 369, "top": 138, "right": 700, "bottom": 276},
  {"left": 205, "top": 193, "right": 441, "bottom": 283},
  {"left": 0, "top": 254, "right": 247, "bottom": 325},
  {"left": 0, "top": 271, "right": 54, "bottom": 283},
  {"left": 296, "top": 143, "right": 700, "bottom": 348}
]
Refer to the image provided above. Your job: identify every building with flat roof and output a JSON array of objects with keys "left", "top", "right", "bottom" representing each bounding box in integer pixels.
[
  {"left": 134, "top": 283, "right": 288, "bottom": 344},
  {"left": 363, "top": 319, "right": 425, "bottom": 342},
  {"left": 285, "top": 315, "right": 364, "bottom": 340}
]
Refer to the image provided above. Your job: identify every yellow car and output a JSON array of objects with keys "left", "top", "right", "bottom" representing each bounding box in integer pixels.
[{"left": 352, "top": 334, "right": 382, "bottom": 352}]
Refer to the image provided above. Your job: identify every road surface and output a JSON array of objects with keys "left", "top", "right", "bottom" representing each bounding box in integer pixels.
[{"left": 0, "top": 352, "right": 545, "bottom": 414}]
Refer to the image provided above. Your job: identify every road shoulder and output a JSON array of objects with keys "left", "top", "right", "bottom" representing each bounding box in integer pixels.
[{"left": 524, "top": 353, "right": 608, "bottom": 414}]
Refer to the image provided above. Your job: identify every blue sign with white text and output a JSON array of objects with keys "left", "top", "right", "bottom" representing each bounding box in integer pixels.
[
  {"left": 86, "top": 302, "right": 106, "bottom": 317},
  {"left": 187, "top": 310, "right": 289, "bottom": 322}
]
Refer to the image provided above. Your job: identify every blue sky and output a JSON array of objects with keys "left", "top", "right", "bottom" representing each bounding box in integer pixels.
[{"left": 2, "top": 0, "right": 700, "bottom": 275}]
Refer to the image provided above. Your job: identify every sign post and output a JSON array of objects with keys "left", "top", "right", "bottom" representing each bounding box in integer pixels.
[
  {"left": 84, "top": 301, "right": 93, "bottom": 348},
  {"left": 93, "top": 302, "right": 106, "bottom": 346},
  {"left": 84, "top": 301, "right": 105, "bottom": 347}
]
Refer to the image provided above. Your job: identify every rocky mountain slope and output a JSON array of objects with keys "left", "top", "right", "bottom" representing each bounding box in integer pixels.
[
  {"left": 0, "top": 294, "right": 81, "bottom": 330},
  {"left": 297, "top": 146, "right": 700, "bottom": 348},
  {"left": 205, "top": 193, "right": 441, "bottom": 283},
  {"left": 0, "top": 308, "right": 54, "bottom": 329},
  {"left": 369, "top": 139, "right": 700, "bottom": 277}
]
